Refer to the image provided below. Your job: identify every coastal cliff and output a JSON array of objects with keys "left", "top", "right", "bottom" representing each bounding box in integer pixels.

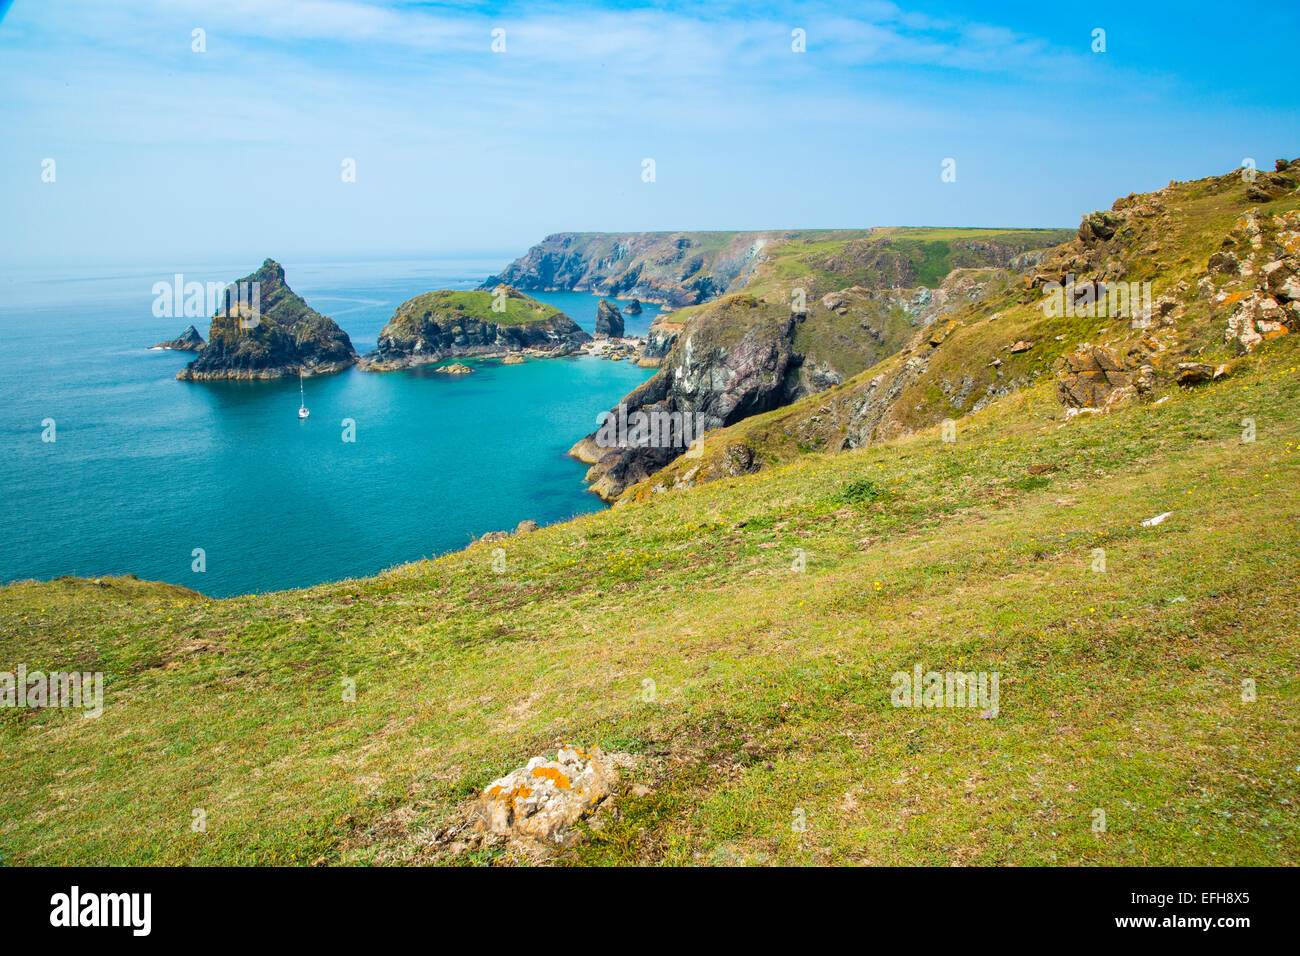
[
  {"left": 480, "top": 231, "right": 823, "bottom": 307},
  {"left": 571, "top": 227, "right": 1074, "bottom": 500},
  {"left": 358, "top": 286, "right": 590, "bottom": 371},
  {"left": 177, "top": 260, "right": 356, "bottom": 381},
  {"left": 617, "top": 159, "right": 1300, "bottom": 502}
]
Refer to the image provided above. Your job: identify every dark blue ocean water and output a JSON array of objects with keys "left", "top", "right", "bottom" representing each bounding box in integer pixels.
[{"left": 0, "top": 258, "right": 652, "bottom": 597}]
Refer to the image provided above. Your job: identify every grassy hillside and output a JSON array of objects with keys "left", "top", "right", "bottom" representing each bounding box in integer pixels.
[
  {"left": 3, "top": 335, "right": 1298, "bottom": 864},
  {"left": 626, "top": 167, "right": 1300, "bottom": 497}
]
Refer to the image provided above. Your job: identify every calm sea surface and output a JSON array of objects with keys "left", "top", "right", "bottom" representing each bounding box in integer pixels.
[{"left": 0, "top": 257, "right": 653, "bottom": 596}]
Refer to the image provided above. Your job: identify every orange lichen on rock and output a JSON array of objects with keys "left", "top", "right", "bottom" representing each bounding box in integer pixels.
[{"left": 530, "top": 766, "right": 571, "bottom": 789}]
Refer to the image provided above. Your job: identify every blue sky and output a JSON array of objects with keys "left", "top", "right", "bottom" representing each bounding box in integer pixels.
[{"left": 1, "top": 0, "right": 1296, "bottom": 266}]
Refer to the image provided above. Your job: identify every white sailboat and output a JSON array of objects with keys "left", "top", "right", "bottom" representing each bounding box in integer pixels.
[{"left": 298, "top": 368, "right": 310, "bottom": 419}]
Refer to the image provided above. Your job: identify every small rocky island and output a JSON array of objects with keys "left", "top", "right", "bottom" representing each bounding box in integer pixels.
[
  {"left": 358, "top": 286, "right": 590, "bottom": 371},
  {"left": 152, "top": 325, "right": 205, "bottom": 351},
  {"left": 177, "top": 259, "right": 357, "bottom": 381}
]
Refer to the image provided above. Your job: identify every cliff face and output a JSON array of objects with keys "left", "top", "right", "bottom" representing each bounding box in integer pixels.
[
  {"left": 359, "top": 287, "right": 590, "bottom": 371},
  {"left": 484, "top": 229, "right": 1075, "bottom": 310},
  {"left": 569, "top": 227, "right": 1072, "bottom": 500},
  {"left": 480, "top": 231, "right": 821, "bottom": 307},
  {"left": 178, "top": 260, "right": 356, "bottom": 381},
  {"left": 638, "top": 314, "right": 684, "bottom": 367},
  {"left": 571, "top": 295, "right": 803, "bottom": 499}
]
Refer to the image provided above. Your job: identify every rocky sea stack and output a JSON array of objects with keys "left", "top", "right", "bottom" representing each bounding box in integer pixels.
[
  {"left": 153, "top": 325, "right": 205, "bottom": 351},
  {"left": 595, "top": 299, "right": 624, "bottom": 338},
  {"left": 177, "top": 260, "right": 357, "bottom": 381},
  {"left": 359, "top": 286, "right": 590, "bottom": 371}
]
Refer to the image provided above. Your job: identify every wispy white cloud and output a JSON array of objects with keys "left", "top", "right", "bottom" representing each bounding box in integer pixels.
[{"left": 0, "top": 0, "right": 1289, "bottom": 264}]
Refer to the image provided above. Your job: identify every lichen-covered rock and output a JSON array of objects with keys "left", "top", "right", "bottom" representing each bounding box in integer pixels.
[
  {"left": 1174, "top": 362, "right": 1216, "bottom": 386},
  {"left": 1206, "top": 207, "right": 1300, "bottom": 352},
  {"left": 1056, "top": 346, "right": 1137, "bottom": 409},
  {"left": 1222, "top": 290, "right": 1291, "bottom": 352},
  {"left": 478, "top": 746, "right": 622, "bottom": 846}
]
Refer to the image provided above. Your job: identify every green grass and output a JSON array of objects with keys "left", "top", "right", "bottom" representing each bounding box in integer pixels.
[
  {"left": 394, "top": 289, "right": 567, "bottom": 328},
  {"left": 4, "top": 335, "right": 1298, "bottom": 865}
]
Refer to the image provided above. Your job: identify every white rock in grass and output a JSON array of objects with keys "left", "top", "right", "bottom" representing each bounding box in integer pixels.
[{"left": 478, "top": 746, "right": 624, "bottom": 846}]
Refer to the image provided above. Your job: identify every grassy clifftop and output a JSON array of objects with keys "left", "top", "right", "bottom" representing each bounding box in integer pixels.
[
  {"left": 387, "top": 289, "right": 568, "bottom": 329},
  {"left": 4, "top": 334, "right": 1298, "bottom": 865},
  {"left": 5, "top": 167, "right": 1297, "bottom": 866}
]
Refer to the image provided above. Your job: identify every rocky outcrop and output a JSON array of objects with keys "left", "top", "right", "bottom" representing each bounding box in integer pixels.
[
  {"left": 1210, "top": 208, "right": 1300, "bottom": 352},
  {"left": 638, "top": 315, "right": 683, "bottom": 367},
  {"left": 573, "top": 295, "right": 800, "bottom": 501},
  {"left": 152, "top": 325, "right": 204, "bottom": 351},
  {"left": 435, "top": 362, "right": 474, "bottom": 376},
  {"left": 595, "top": 299, "right": 624, "bottom": 338},
  {"left": 1055, "top": 344, "right": 1157, "bottom": 410},
  {"left": 625, "top": 299, "right": 643, "bottom": 315},
  {"left": 359, "top": 286, "right": 590, "bottom": 371},
  {"left": 178, "top": 260, "right": 357, "bottom": 381}
]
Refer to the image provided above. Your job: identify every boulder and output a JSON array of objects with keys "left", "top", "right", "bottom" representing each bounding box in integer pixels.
[
  {"left": 1174, "top": 362, "right": 1215, "bottom": 386},
  {"left": 515, "top": 519, "right": 538, "bottom": 533},
  {"left": 478, "top": 746, "right": 621, "bottom": 847},
  {"left": 1078, "top": 210, "right": 1121, "bottom": 245},
  {"left": 1056, "top": 345, "right": 1134, "bottom": 409},
  {"left": 625, "top": 298, "right": 643, "bottom": 315},
  {"left": 1207, "top": 250, "right": 1240, "bottom": 276},
  {"left": 1262, "top": 260, "right": 1300, "bottom": 302}
]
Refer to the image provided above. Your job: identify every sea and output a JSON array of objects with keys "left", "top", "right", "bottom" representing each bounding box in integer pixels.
[{"left": 0, "top": 256, "right": 657, "bottom": 597}]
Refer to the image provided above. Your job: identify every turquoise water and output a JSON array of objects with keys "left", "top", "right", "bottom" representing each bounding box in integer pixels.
[{"left": 0, "top": 258, "right": 653, "bottom": 597}]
